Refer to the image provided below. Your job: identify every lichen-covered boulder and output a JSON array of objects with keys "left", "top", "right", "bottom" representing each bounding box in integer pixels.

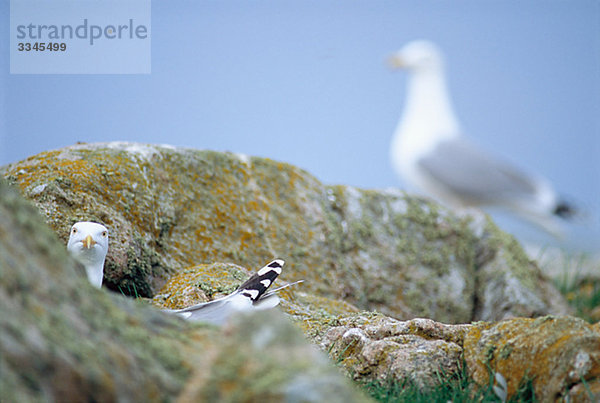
[
  {"left": 178, "top": 310, "right": 369, "bottom": 402},
  {"left": 0, "top": 176, "right": 204, "bottom": 401},
  {"left": 1, "top": 142, "right": 570, "bottom": 323},
  {"left": 464, "top": 316, "right": 600, "bottom": 402},
  {"left": 0, "top": 177, "right": 369, "bottom": 402},
  {"left": 322, "top": 313, "right": 600, "bottom": 401},
  {"left": 322, "top": 314, "right": 469, "bottom": 388}
]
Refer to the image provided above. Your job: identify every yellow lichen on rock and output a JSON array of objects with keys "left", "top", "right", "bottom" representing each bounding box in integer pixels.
[
  {"left": 3, "top": 143, "right": 593, "bottom": 400},
  {"left": 464, "top": 316, "right": 600, "bottom": 401},
  {"left": 2, "top": 142, "right": 572, "bottom": 322},
  {"left": 322, "top": 314, "right": 467, "bottom": 388},
  {"left": 151, "top": 262, "right": 252, "bottom": 309}
]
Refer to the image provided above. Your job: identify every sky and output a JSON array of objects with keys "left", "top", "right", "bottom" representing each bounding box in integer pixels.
[{"left": 1, "top": 0, "right": 599, "bottom": 251}]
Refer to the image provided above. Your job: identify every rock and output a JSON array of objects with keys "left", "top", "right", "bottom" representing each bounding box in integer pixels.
[
  {"left": 0, "top": 176, "right": 200, "bottom": 401},
  {"left": 1, "top": 142, "right": 571, "bottom": 322},
  {"left": 177, "top": 310, "right": 369, "bottom": 402},
  {"left": 473, "top": 227, "right": 572, "bottom": 320},
  {"left": 152, "top": 262, "right": 254, "bottom": 309},
  {"left": 464, "top": 316, "right": 600, "bottom": 402},
  {"left": 3, "top": 147, "right": 596, "bottom": 401},
  {"left": 323, "top": 313, "right": 600, "bottom": 401},
  {"left": 0, "top": 177, "right": 368, "bottom": 402},
  {"left": 322, "top": 314, "right": 469, "bottom": 388}
]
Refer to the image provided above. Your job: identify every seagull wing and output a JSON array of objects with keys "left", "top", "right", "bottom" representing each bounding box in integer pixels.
[
  {"left": 164, "top": 259, "right": 287, "bottom": 324},
  {"left": 167, "top": 296, "right": 245, "bottom": 325},
  {"left": 418, "top": 137, "right": 541, "bottom": 206}
]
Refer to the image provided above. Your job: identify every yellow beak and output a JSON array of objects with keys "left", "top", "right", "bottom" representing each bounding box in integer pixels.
[
  {"left": 387, "top": 54, "right": 406, "bottom": 70},
  {"left": 83, "top": 235, "right": 96, "bottom": 249}
]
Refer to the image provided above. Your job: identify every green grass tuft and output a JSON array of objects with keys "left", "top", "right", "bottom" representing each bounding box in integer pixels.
[
  {"left": 557, "top": 278, "right": 600, "bottom": 323},
  {"left": 551, "top": 251, "right": 600, "bottom": 323},
  {"left": 360, "top": 363, "right": 538, "bottom": 403}
]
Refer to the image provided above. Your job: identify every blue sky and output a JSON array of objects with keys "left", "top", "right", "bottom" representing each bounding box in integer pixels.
[{"left": 2, "top": 0, "right": 599, "bottom": 250}]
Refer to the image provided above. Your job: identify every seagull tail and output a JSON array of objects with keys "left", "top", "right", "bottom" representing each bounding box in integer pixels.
[
  {"left": 236, "top": 259, "right": 285, "bottom": 302},
  {"left": 252, "top": 280, "right": 304, "bottom": 310},
  {"left": 553, "top": 199, "right": 577, "bottom": 220},
  {"left": 261, "top": 280, "right": 304, "bottom": 299}
]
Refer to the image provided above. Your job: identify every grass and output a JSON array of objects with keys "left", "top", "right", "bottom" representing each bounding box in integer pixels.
[
  {"left": 555, "top": 277, "right": 600, "bottom": 323},
  {"left": 118, "top": 281, "right": 141, "bottom": 299},
  {"left": 360, "top": 365, "right": 537, "bottom": 403},
  {"left": 549, "top": 251, "right": 600, "bottom": 323}
]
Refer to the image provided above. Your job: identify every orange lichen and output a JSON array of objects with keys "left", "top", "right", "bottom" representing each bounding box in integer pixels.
[
  {"left": 464, "top": 317, "right": 600, "bottom": 401},
  {"left": 3, "top": 142, "right": 554, "bottom": 323}
]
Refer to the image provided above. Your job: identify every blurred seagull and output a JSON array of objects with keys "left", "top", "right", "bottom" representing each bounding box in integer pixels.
[
  {"left": 67, "top": 221, "right": 109, "bottom": 288},
  {"left": 388, "top": 40, "right": 575, "bottom": 235},
  {"left": 164, "top": 259, "right": 302, "bottom": 325}
]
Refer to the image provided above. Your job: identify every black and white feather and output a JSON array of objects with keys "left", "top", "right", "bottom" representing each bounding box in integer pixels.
[{"left": 163, "top": 259, "right": 302, "bottom": 325}]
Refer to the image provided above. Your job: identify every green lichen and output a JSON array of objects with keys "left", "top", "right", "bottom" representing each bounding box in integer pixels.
[
  {"left": 3, "top": 143, "right": 561, "bottom": 326},
  {"left": 481, "top": 217, "right": 540, "bottom": 292},
  {"left": 499, "top": 343, "right": 513, "bottom": 359},
  {"left": 0, "top": 176, "right": 216, "bottom": 401},
  {"left": 185, "top": 311, "right": 364, "bottom": 402}
]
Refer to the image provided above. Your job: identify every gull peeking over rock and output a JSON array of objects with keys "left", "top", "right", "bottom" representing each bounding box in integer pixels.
[
  {"left": 388, "top": 40, "right": 576, "bottom": 236},
  {"left": 67, "top": 221, "right": 109, "bottom": 288},
  {"left": 164, "top": 259, "right": 302, "bottom": 325}
]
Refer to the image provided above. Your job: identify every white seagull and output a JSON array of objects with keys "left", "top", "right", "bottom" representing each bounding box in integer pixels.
[
  {"left": 67, "top": 221, "right": 109, "bottom": 288},
  {"left": 388, "top": 40, "right": 575, "bottom": 235},
  {"left": 163, "top": 259, "right": 302, "bottom": 325}
]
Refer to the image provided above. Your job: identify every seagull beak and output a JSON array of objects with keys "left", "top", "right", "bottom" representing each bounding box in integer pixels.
[
  {"left": 387, "top": 53, "right": 406, "bottom": 70},
  {"left": 83, "top": 235, "right": 96, "bottom": 249}
]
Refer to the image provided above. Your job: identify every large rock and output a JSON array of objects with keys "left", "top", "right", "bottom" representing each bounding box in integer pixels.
[
  {"left": 0, "top": 177, "right": 367, "bottom": 402},
  {"left": 1, "top": 142, "right": 570, "bottom": 322},
  {"left": 2, "top": 143, "right": 595, "bottom": 401},
  {"left": 322, "top": 315, "right": 468, "bottom": 388},
  {"left": 177, "top": 310, "right": 366, "bottom": 402},
  {"left": 322, "top": 314, "right": 600, "bottom": 402},
  {"left": 464, "top": 316, "right": 600, "bottom": 402}
]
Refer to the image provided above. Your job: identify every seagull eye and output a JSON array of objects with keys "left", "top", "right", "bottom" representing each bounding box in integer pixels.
[
  {"left": 101, "top": 231, "right": 107, "bottom": 237},
  {"left": 72, "top": 228, "right": 77, "bottom": 234}
]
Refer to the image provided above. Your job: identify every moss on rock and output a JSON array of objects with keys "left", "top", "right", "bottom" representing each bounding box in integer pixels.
[
  {"left": 2, "top": 142, "right": 569, "bottom": 323},
  {"left": 0, "top": 176, "right": 213, "bottom": 401},
  {"left": 464, "top": 316, "right": 600, "bottom": 401},
  {"left": 0, "top": 176, "right": 368, "bottom": 402}
]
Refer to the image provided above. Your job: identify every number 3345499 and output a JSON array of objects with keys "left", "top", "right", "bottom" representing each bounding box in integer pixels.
[{"left": 18, "top": 43, "right": 67, "bottom": 51}]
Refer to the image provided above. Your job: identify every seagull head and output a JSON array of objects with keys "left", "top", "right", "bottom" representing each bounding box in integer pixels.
[
  {"left": 67, "top": 221, "right": 109, "bottom": 288},
  {"left": 388, "top": 40, "right": 444, "bottom": 72}
]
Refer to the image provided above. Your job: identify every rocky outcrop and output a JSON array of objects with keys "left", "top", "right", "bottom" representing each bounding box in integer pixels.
[
  {"left": 4, "top": 142, "right": 594, "bottom": 401},
  {"left": 0, "top": 176, "right": 367, "bottom": 402},
  {"left": 0, "top": 175, "right": 198, "bottom": 401},
  {"left": 177, "top": 311, "right": 366, "bottom": 402},
  {"left": 464, "top": 316, "right": 600, "bottom": 402},
  {"left": 323, "top": 314, "right": 600, "bottom": 401},
  {"left": 323, "top": 315, "right": 468, "bottom": 388},
  {"left": 2, "top": 142, "right": 570, "bottom": 322}
]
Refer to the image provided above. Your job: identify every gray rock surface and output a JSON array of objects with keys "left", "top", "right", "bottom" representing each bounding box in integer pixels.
[
  {"left": 2, "top": 142, "right": 571, "bottom": 322},
  {"left": 0, "top": 177, "right": 368, "bottom": 402},
  {"left": 2, "top": 143, "right": 596, "bottom": 401},
  {"left": 323, "top": 314, "right": 469, "bottom": 388}
]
